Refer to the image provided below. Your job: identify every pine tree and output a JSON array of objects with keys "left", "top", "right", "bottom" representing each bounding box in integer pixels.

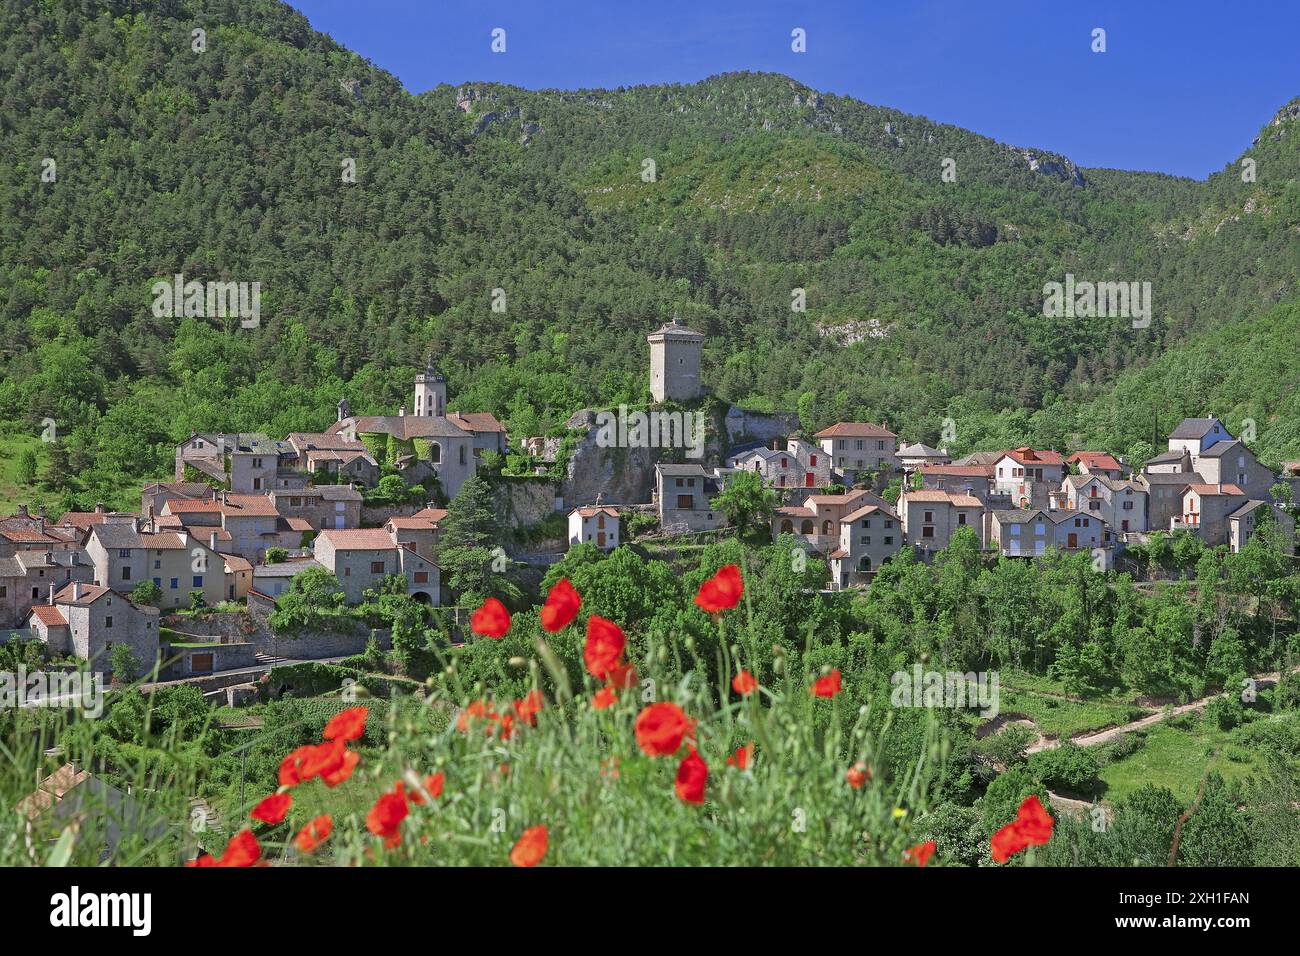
[{"left": 438, "top": 475, "right": 502, "bottom": 606}]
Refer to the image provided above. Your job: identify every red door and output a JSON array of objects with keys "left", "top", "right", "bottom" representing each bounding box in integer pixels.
[
  {"left": 1067, "top": 533, "right": 1077, "bottom": 548},
  {"left": 805, "top": 473, "right": 814, "bottom": 488}
]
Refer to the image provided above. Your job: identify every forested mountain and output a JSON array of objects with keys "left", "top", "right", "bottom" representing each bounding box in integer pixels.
[{"left": 2, "top": 0, "right": 1298, "bottom": 510}]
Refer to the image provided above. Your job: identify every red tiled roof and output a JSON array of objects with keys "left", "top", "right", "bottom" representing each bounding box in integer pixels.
[
  {"left": 411, "top": 508, "right": 449, "bottom": 522},
  {"left": 164, "top": 499, "right": 221, "bottom": 514},
  {"left": 904, "top": 490, "right": 984, "bottom": 507},
  {"left": 316, "top": 529, "right": 397, "bottom": 550},
  {"left": 447, "top": 411, "right": 507, "bottom": 434},
  {"left": 919, "top": 464, "right": 993, "bottom": 478},
  {"left": 222, "top": 495, "right": 280, "bottom": 517},
  {"left": 29, "top": 605, "right": 68, "bottom": 627},
  {"left": 813, "top": 422, "right": 896, "bottom": 439},
  {"left": 56, "top": 512, "right": 108, "bottom": 530},
  {"left": 1002, "top": 447, "right": 1066, "bottom": 466},
  {"left": 386, "top": 516, "right": 440, "bottom": 529},
  {"left": 1067, "top": 451, "right": 1123, "bottom": 471},
  {"left": 1187, "top": 484, "right": 1246, "bottom": 496}
]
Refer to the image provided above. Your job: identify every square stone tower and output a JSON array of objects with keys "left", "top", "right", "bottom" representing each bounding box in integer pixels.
[{"left": 648, "top": 317, "right": 704, "bottom": 403}]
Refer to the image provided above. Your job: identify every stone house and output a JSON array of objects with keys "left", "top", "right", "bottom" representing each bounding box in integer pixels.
[
  {"left": 1191, "top": 441, "right": 1276, "bottom": 497},
  {"left": 829, "top": 503, "right": 903, "bottom": 587},
  {"left": 992, "top": 447, "right": 1067, "bottom": 508},
  {"left": 85, "top": 523, "right": 232, "bottom": 610},
  {"left": 988, "top": 509, "right": 1103, "bottom": 557},
  {"left": 448, "top": 412, "right": 509, "bottom": 459},
  {"left": 141, "top": 481, "right": 215, "bottom": 517},
  {"left": 773, "top": 489, "right": 881, "bottom": 554},
  {"left": 568, "top": 506, "right": 620, "bottom": 550},
  {"left": 27, "top": 583, "right": 159, "bottom": 676},
  {"left": 267, "top": 484, "right": 363, "bottom": 533},
  {"left": 1060, "top": 475, "right": 1148, "bottom": 534},
  {"left": 1228, "top": 501, "right": 1297, "bottom": 554},
  {"left": 897, "top": 489, "right": 985, "bottom": 556},
  {"left": 814, "top": 422, "right": 898, "bottom": 480},
  {"left": 0, "top": 550, "right": 95, "bottom": 631},
  {"left": 1167, "top": 417, "right": 1233, "bottom": 457},
  {"left": 312, "top": 528, "right": 439, "bottom": 605},
  {"left": 1066, "top": 451, "right": 1124, "bottom": 481},
  {"left": 897, "top": 443, "right": 950, "bottom": 471},
  {"left": 1174, "top": 483, "right": 1249, "bottom": 545},
  {"left": 655, "top": 464, "right": 724, "bottom": 534},
  {"left": 1136, "top": 472, "right": 1200, "bottom": 534},
  {"left": 917, "top": 464, "right": 996, "bottom": 504},
  {"left": 385, "top": 511, "right": 445, "bottom": 561}
]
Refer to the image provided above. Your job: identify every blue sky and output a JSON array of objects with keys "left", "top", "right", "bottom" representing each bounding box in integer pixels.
[{"left": 290, "top": 0, "right": 1299, "bottom": 180}]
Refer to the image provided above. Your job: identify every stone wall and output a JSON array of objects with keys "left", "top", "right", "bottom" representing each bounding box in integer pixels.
[{"left": 493, "top": 477, "right": 561, "bottom": 529}]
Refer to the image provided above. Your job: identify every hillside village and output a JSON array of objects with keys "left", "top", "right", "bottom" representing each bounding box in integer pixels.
[{"left": 4, "top": 319, "right": 1298, "bottom": 685}]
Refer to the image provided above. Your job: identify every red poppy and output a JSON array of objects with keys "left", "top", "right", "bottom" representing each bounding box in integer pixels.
[
  {"left": 675, "top": 748, "right": 708, "bottom": 804},
  {"left": 584, "top": 615, "right": 626, "bottom": 680},
  {"left": 810, "top": 669, "right": 842, "bottom": 698},
  {"left": 634, "top": 702, "right": 692, "bottom": 757},
  {"left": 456, "top": 699, "right": 495, "bottom": 733},
  {"left": 211, "top": 829, "right": 261, "bottom": 867},
  {"left": 732, "top": 670, "right": 757, "bottom": 695},
  {"left": 695, "top": 563, "right": 743, "bottom": 613},
  {"left": 298, "top": 739, "right": 347, "bottom": 782},
  {"left": 492, "top": 710, "right": 516, "bottom": 741},
  {"left": 510, "top": 825, "right": 549, "bottom": 867},
  {"left": 321, "top": 749, "right": 360, "bottom": 788},
  {"left": 323, "top": 705, "right": 368, "bottom": 742},
  {"left": 593, "top": 686, "right": 618, "bottom": 709},
  {"left": 540, "top": 578, "right": 581, "bottom": 632},
  {"left": 845, "top": 763, "right": 869, "bottom": 788},
  {"left": 408, "top": 771, "right": 445, "bottom": 804},
  {"left": 279, "top": 745, "right": 314, "bottom": 788},
  {"left": 605, "top": 660, "right": 637, "bottom": 690},
  {"left": 250, "top": 792, "right": 291, "bottom": 825},
  {"left": 726, "top": 742, "right": 753, "bottom": 770},
  {"left": 294, "top": 815, "right": 333, "bottom": 854},
  {"left": 990, "top": 795, "right": 1055, "bottom": 863},
  {"left": 903, "top": 840, "right": 936, "bottom": 867},
  {"left": 366, "top": 786, "right": 409, "bottom": 849},
  {"left": 471, "top": 597, "right": 511, "bottom": 639},
  {"left": 514, "top": 690, "right": 543, "bottom": 726}
]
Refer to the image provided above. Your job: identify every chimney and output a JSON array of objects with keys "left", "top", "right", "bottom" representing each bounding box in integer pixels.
[
  {"left": 48, "top": 584, "right": 55, "bottom": 605},
  {"left": 210, "top": 531, "right": 219, "bottom": 551},
  {"left": 17, "top": 504, "right": 27, "bottom": 517},
  {"left": 398, "top": 405, "right": 406, "bottom": 417},
  {"left": 146, "top": 503, "right": 155, "bottom": 521},
  {"left": 95, "top": 502, "right": 106, "bottom": 514},
  {"left": 71, "top": 582, "right": 81, "bottom": 601},
  {"left": 129, "top": 516, "right": 139, "bottom": 533},
  {"left": 37, "top": 505, "right": 46, "bottom": 519}
]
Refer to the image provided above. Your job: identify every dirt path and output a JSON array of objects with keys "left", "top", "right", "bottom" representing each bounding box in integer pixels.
[{"left": 1023, "top": 669, "right": 1287, "bottom": 754}]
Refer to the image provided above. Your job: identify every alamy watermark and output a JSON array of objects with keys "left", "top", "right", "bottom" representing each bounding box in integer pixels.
[
  {"left": 2, "top": 667, "right": 104, "bottom": 718},
  {"left": 890, "top": 664, "right": 999, "bottom": 718},
  {"left": 151, "top": 273, "right": 260, "bottom": 328},
  {"left": 1043, "top": 273, "right": 1151, "bottom": 329},
  {"left": 595, "top": 404, "right": 705, "bottom": 458}
]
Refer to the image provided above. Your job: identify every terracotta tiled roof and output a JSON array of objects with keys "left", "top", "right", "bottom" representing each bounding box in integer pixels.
[
  {"left": 56, "top": 512, "right": 108, "bottom": 530},
  {"left": 386, "top": 516, "right": 440, "bottom": 529},
  {"left": 222, "top": 495, "right": 280, "bottom": 517},
  {"left": 1067, "top": 451, "right": 1122, "bottom": 471},
  {"left": 316, "top": 528, "right": 397, "bottom": 550},
  {"left": 572, "top": 507, "right": 620, "bottom": 519},
  {"left": 919, "top": 464, "right": 993, "bottom": 478},
  {"left": 904, "top": 490, "right": 984, "bottom": 507},
  {"left": 29, "top": 605, "right": 68, "bottom": 626},
  {"left": 1188, "top": 484, "right": 1246, "bottom": 496},
  {"left": 1002, "top": 447, "right": 1066, "bottom": 466},
  {"left": 411, "top": 508, "right": 449, "bottom": 522},
  {"left": 813, "top": 422, "right": 896, "bottom": 439},
  {"left": 842, "top": 504, "right": 899, "bottom": 523},
  {"left": 447, "top": 411, "right": 507, "bottom": 434},
  {"left": 164, "top": 499, "right": 221, "bottom": 514},
  {"left": 140, "top": 532, "right": 187, "bottom": 549}
]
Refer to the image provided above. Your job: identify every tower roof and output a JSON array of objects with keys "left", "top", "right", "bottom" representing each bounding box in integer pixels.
[
  {"left": 416, "top": 353, "right": 445, "bottom": 382},
  {"left": 648, "top": 316, "right": 704, "bottom": 340}
]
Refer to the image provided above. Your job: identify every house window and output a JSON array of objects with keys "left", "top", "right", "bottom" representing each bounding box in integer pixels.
[
  {"left": 370, "top": 561, "right": 385, "bottom": 574},
  {"left": 344, "top": 567, "right": 351, "bottom": 577},
  {"left": 414, "top": 572, "right": 429, "bottom": 584},
  {"left": 1010, "top": 524, "right": 1021, "bottom": 536},
  {"left": 922, "top": 527, "right": 935, "bottom": 538},
  {"left": 431, "top": 443, "right": 442, "bottom": 464},
  {"left": 31, "top": 587, "right": 38, "bottom": 599},
  {"left": 153, "top": 578, "right": 161, "bottom": 586},
  {"left": 459, "top": 446, "right": 466, "bottom": 465},
  {"left": 884, "top": 536, "right": 893, "bottom": 545},
  {"left": 121, "top": 567, "right": 131, "bottom": 580},
  {"left": 958, "top": 513, "right": 967, "bottom": 525},
  {"left": 193, "top": 575, "right": 203, "bottom": 588},
  {"left": 810, "top": 454, "right": 818, "bottom": 466},
  {"left": 854, "top": 440, "right": 863, "bottom": 451},
  {"left": 118, "top": 549, "right": 131, "bottom": 558},
  {"left": 154, "top": 559, "right": 161, "bottom": 569},
  {"left": 105, "top": 616, "right": 113, "bottom": 628},
  {"left": 0, "top": 586, "right": 5, "bottom": 598},
  {"left": 924, "top": 511, "right": 933, "bottom": 523},
  {"left": 170, "top": 578, "right": 179, "bottom": 589},
  {"left": 876, "top": 440, "right": 885, "bottom": 451}
]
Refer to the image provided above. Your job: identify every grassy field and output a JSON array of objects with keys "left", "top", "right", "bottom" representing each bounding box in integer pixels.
[
  {"left": 0, "top": 434, "right": 56, "bottom": 515},
  {"left": 997, "top": 689, "right": 1146, "bottom": 740},
  {"left": 1098, "top": 719, "right": 1267, "bottom": 803}
]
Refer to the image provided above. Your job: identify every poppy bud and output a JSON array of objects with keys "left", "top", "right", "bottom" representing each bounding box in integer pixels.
[{"left": 508, "top": 656, "right": 526, "bottom": 669}]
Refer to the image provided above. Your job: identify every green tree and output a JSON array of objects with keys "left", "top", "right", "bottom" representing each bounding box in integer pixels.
[
  {"left": 129, "top": 579, "right": 163, "bottom": 609},
  {"left": 16, "top": 448, "right": 37, "bottom": 486},
  {"left": 268, "top": 567, "right": 351, "bottom": 634},
  {"left": 710, "top": 469, "right": 776, "bottom": 542},
  {"left": 438, "top": 475, "right": 503, "bottom": 606},
  {"left": 109, "top": 643, "right": 140, "bottom": 683}
]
